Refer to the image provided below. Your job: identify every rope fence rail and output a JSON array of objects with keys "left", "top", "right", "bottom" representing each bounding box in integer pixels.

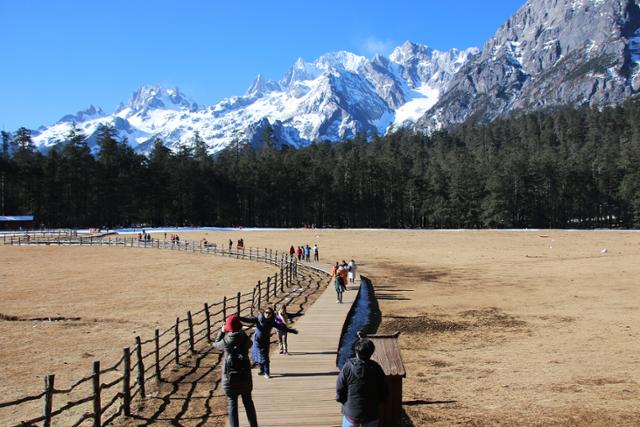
[{"left": 0, "top": 234, "right": 329, "bottom": 427}]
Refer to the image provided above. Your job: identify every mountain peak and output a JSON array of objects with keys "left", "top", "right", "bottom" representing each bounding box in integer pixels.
[
  {"left": 57, "top": 104, "right": 105, "bottom": 124},
  {"left": 390, "top": 41, "right": 433, "bottom": 63},
  {"left": 116, "top": 85, "right": 197, "bottom": 116}
]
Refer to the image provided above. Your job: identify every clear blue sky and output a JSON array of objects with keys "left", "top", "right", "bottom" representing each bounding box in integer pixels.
[{"left": 0, "top": 0, "right": 525, "bottom": 131}]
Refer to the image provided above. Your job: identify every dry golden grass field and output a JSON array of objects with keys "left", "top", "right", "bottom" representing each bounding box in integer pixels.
[
  {"left": 2, "top": 229, "right": 640, "bottom": 426},
  {"left": 0, "top": 243, "right": 278, "bottom": 425}
]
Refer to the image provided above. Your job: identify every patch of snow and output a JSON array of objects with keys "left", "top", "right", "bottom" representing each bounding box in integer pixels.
[{"left": 393, "top": 85, "right": 440, "bottom": 127}]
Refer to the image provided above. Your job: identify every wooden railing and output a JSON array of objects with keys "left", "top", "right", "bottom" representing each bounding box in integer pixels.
[{"left": 0, "top": 236, "right": 329, "bottom": 426}]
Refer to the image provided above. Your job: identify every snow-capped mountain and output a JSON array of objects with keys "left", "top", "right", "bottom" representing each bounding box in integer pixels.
[
  {"left": 416, "top": 0, "right": 640, "bottom": 131},
  {"left": 31, "top": 0, "right": 640, "bottom": 154},
  {"left": 31, "top": 42, "right": 477, "bottom": 153}
]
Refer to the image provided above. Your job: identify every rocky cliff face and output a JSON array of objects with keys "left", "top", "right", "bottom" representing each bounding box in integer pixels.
[{"left": 417, "top": 0, "right": 640, "bottom": 130}]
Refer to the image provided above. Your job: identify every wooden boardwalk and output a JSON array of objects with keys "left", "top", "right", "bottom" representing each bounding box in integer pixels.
[{"left": 239, "top": 274, "right": 358, "bottom": 427}]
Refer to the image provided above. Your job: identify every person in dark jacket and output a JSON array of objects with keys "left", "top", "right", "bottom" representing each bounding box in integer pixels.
[
  {"left": 336, "top": 339, "right": 388, "bottom": 427},
  {"left": 239, "top": 307, "right": 298, "bottom": 378},
  {"left": 212, "top": 315, "right": 258, "bottom": 427}
]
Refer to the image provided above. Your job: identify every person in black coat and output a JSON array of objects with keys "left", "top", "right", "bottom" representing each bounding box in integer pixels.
[
  {"left": 336, "top": 338, "right": 388, "bottom": 427},
  {"left": 212, "top": 315, "right": 258, "bottom": 427}
]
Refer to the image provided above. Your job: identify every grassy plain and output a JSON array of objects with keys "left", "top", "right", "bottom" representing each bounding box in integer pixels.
[
  {"left": 0, "top": 244, "right": 277, "bottom": 424},
  {"left": 2, "top": 229, "right": 640, "bottom": 426}
]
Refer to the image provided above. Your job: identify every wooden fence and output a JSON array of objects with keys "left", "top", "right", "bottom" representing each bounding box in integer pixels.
[{"left": 0, "top": 235, "right": 329, "bottom": 426}]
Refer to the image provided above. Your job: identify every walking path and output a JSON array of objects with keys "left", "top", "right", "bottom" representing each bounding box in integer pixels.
[{"left": 240, "top": 272, "right": 358, "bottom": 427}]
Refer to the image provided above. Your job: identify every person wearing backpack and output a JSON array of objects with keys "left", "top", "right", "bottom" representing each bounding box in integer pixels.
[{"left": 212, "top": 315, "right": 258, "bottom": 427}]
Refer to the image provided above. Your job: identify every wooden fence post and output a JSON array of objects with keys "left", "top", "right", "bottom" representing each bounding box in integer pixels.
[
  {"left": 174, "top": 318, "right": 180, "bottom": 364},
  {"left": 187, "top": 311, "right": 195, "bottom": 353},
  {"left": 280, "top": 267, "right": 284, "bottom": 292},
  {"left": 273, "top": 275, "right": 277, "bottom": 299},
  {"left": 135, "top": 336, "right": 146, "bottom": 398},
  {"left": 236, "top": 292, "right": 241, "bottom": 316},
  {"left": 205, "top": 303, "right": 211, "bottom": 342},
  {"left": 266, "top": 277, "right": 270, "bottom": 304},
  {"left": 251, "top": 288, "right": 256, "bottom": 315},
  {"left": 223, "top": 296, "right": 227, "bottom": 321},
  {"left": 264, "top": 248, "right": 267, "bottom": 263},
  {"left": 123, "top": 348, "right": 131, "bottom": 417},
  {"left": 92, "top": 361, "right": 101, "bottom": 427},
  {"left": 43, "top": 374, "right": 54, "bottom": 427},
  {"left": 154, "top": 329, "right": 161, "bottom": 381},
  {"left": 257, "top": 281, "right": 261, "bottom": 311},
  {"left": 269, "top": 249, "right": 272, "bottom": 263}
]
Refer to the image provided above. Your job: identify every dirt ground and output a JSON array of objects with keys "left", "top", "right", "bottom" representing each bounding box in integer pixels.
[
  {"left": 2, "top": 229, "right": 640, "bottom": 426},
  {"left": 148, "top": 229, "right": 640, "bottom": 426},
  {"left": 0, "top": 243, "right": 277, "bottom": 424}
]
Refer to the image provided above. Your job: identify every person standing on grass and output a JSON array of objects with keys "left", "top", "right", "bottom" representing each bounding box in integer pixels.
[
  {"left": 336, "top": 338, "right": 388, "bottom": 427},
  {"left": 212, "top": 315, "right": 258, "bottom": 427},
  {"left": 239, "top": 307, "right": 298, "bottom": 378}
]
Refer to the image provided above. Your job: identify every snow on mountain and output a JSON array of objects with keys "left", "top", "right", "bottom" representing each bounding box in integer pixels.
[{"left": 32, "top": 43, "right": 476, "bottom": 153}]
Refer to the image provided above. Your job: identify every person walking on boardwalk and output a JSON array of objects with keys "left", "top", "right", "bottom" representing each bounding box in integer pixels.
[
  {"left": 212, "top": 315, "right": 258, "bottom": 427},
  {"left": 348, "top": 259, "right": 358, "bottom": 284},
  {"left": 333, "top": 267, "right": 347, "bottom": 303},
  {"left": 239, "top": 307, "right": 298, "bottom": 378},
  {"left": 336, "top": 338, "right": 388, "bottom": 427},
  {"left": 274, "top": 304, "right": 304, "bottom": 354},
  {"left": 339, "top": 265, "right": 349, "bottom": 290}
]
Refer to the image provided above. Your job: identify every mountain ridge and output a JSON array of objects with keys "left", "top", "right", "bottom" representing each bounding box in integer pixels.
[{"left": 30, "top": 0, "right": 640, "bottom": 153}]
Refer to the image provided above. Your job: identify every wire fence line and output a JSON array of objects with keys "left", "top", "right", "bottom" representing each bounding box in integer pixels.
[{"left": 1, "top": 234, "right": 330, "bottom": 427}]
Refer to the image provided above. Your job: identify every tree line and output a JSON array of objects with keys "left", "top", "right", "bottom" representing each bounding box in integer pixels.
[{"left": 2, "top": 99, "right": 640, "bottom": 229}]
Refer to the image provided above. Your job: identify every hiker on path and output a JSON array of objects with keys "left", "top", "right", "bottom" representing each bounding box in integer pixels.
[
  {"left": 336, "top": 338, "right": 388, "bottom": 427},
  {"left": 348, "top": 259, "right": 358, "bottom": 284},
  {"left": 212, "top": 315, "right": 258, "bottom": 427},
  {"left": 339, "top": 265, "right": 349, "bottom": 290},
  {"left": 239, "top": 307, "right": 298, "bottom": 378},
  {"left": 333, "top": 268, "right": 347, "bottom": 303},
  {"left": 274, "top": 304, "right": 304, "bottom": 354}
]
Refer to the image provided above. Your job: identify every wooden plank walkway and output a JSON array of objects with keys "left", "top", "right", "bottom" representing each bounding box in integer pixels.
[{"left": 239, "top": 274, "right": 358, "bottom": 427}]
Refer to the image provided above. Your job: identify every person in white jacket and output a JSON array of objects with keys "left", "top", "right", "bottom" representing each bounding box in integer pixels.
[{"left": 348, "top": 259, "right": 357, "bottom": 283}]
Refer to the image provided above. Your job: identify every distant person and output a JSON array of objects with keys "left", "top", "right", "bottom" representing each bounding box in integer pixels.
[
  {"left": 348, "top": 259, "right": 357, "bottom": 284},
  {"left": 212, "top": 315, "right": 258, "bottom": 427},
  {"left": 331, "top": 261, "right": 340, "bottom": 277},
  {"left": 336, "top": 338, "right": 387, "bottom": 427},
  {"left": 313, "top": 244, "right": 319, "bottom": 262},
  {"left": 333, "top": 267, "right": 347, "bottom": 303},
  {"left": 339, "top": 265, "right": 349, "bottom": 290},
  {"left": 229, "top": 239, "right": 233, "bottom": 252},
  {"left": 239, "top": 307, "right": 298, "bottom": 378},
  {"left": 289, "top": 245, "right": 295, "bottom": 258},
  {"left": 296, "top": 246, "right": 303, "bottom": 261},
  {"left": 274, "top": 304, "right": 304, "bottom": 355},
  {"left": 305, "top": 244, "right": 311, "bottom": 262}
]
